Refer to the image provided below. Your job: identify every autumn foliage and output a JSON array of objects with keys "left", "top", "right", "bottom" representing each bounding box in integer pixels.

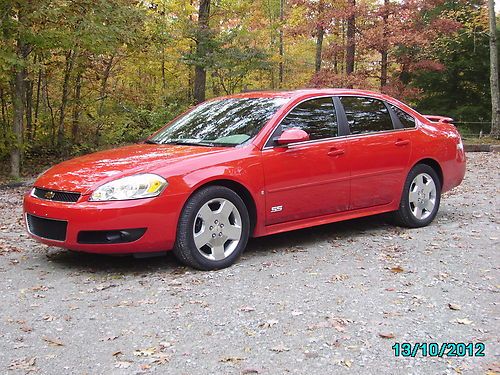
[{"left": 0, "top": 0, "right": 493, "bottom": 178}]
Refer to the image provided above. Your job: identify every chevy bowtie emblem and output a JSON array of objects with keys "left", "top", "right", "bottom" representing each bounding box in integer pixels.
[{"left": 44, "top": 191, "right": 55, "bottom": 199}]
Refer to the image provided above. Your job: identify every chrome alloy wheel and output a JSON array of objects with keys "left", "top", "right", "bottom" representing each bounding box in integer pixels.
[
  {"left": 408, "top": 172, "right": 437, "bottom": 220},
  {"left": 193, "top": 198, "right": 243, "bottom": 261}
]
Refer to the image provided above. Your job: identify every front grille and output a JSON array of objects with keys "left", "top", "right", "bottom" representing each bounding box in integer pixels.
[
  {"left": 26, "top": 214, "right": 67, "bottom": 241},
  {"left": 33, "top": 188, "right": 80, "bottom": 203}
]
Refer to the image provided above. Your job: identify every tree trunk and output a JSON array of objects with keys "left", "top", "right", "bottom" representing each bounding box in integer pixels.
[
  {"left": 10, "top": 40, "right": 29, "bottom": 179},
  {"left": 346, "top": 0, "right": 356, "bottom": 80},
  {"left": 94, "top": 54, "right": 115, "bottom": 145},
  {"left": 57, "top": 49, "right": 76, "bottom": 147},
  {"left": 71, "top": 69, "right": 82, "bottom": 142},
  {"left": 0, "top": 88, "right": 7, "bottom": 139},
  {"left": 161, "top": 47, "right": 167, "bottom": 104},
  {"left": 33, "top": 59, "right": 42, "bottom": 139},
  {"left": 488, "top": 0, "right": 500, "bottom": 138},
  {"left": 380, "top": 0, "right": 389, "bottom": 89},
  {"left": 315, "top": 0, "right": 325, "bottom": 74},
  {"left": 193, "top": 0, "right": 211, "bottom": 104},
  {"left": 44, "top": 71, "right": 56, "bottom": 145},
  {"left": 25, "top": 76, "right": 33, "bottom": 140},
  {"left": 315, "top": 26, "right": 324, "bottom": 73},
  {"left": 98, "top": 54, "right": 114, "bottom": 117},
  {"left": 279, "top": 0, "right": 285, "bottom": 85},
  {"left": 0, "top": 88, "right": 6, "bottom": 123}
]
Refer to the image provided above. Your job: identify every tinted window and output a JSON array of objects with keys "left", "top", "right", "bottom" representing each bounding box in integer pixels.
[
  {"left": 279, "top": 97, "right": 338, "bottom": 140},
  {"left": 389, "top": 104, "right": 416, "bottom": 128},
  {"left": 150, "top": 97, "right": 288, "bottom": 146},
  {"left": 340, "top": 96, "right": 394, "bottom": 134}
]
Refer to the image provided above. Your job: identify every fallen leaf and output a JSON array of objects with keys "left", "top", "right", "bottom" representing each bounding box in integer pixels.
[
  {"left": 219, "top": 356, "right": 245, "bottom": 363},
  {"left": 341, "top": 359, "right": 352, "bottom": 368},
  {"left": 240, "top": 306, "right": 255, "bottom": 312},
  {"left": 133, "top": 347, "right": 157, "bottom": 357},
  {"left": 8, "top": 357, "right": 36, "bottom": 371},
  {"left": 328, "top": 274, "right": 349, "bottom": 283},
  {"left": 270, "top": 344, "right": 290, "bottom": 352},
  {"left": 379, "top": 332, "right": 395, "bottom": 339},
  {"left": 20, "top": 325, "right": 32, "bottom": 332},
  {"left": 100, "top": 335, "right": 119, "bottom": 342},
  {"left": 448, "top": 303, "right": 461, "bottom": 311},
  {"left": 259, "top": 319, "right": 278, "bottom": 329},
  {"left": 453, "top": 318, "right": 473, "bottom": 325},
  {"left": 43, "top": 337, "right": 64, "bottom": 346},
  {"left": 241, "top": 368, "right": 260, "bottom": 374},
  {"left": 390, "top": 266, "right": 404, "bottom": 273},
  {"left": 151, "top": 353, "right": 170, "bottom": 365}
]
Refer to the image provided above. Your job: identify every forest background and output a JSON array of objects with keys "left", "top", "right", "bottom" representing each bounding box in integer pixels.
[{"left": 1, "top": 0, "right": 498, "bottom": 179}]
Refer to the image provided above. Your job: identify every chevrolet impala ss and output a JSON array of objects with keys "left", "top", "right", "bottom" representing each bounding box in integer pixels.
[{"left": 24, "top": 89, "right": 466, "bottom": 270}]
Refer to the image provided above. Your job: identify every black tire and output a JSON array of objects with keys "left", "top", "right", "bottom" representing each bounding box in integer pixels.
[
  {"left": 173, "top": 186, "right": 250, "bottom": 270},
  {"left": 393, "top": 164, "right": 441, "bottom": 228}
]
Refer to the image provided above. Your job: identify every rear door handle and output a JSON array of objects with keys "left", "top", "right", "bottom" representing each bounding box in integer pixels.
[
  {"left": 395, "top": 139, "right": 410, "bottom": 146},
  {"left": 328, "top": 148, "right": 345, "bottom": 157}
]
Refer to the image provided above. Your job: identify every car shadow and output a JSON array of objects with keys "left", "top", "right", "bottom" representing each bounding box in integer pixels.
[{"left": 45, "top": 213, "right": 393, "bottom": 274}]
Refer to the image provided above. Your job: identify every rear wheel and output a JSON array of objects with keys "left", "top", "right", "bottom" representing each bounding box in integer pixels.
[
  {"left": 173, "top": 186, "right": 250, "bottom": 270},
  {"left": 393, "top": 164, "right": 441, "bottom": 228}
]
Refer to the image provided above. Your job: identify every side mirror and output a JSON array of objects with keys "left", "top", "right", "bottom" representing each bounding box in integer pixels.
[{"left": 276, "top": 128, "right": 310, "bottom": 146}]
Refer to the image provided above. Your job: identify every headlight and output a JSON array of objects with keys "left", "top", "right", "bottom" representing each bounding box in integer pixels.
[{"left": 90, "top": 174, "right": 168, "bottom": 201}]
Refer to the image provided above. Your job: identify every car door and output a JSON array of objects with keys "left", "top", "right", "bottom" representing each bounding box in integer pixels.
[
  {"left": 338, "top": 96, "right": 412, "bottom": 210},
  {"left": 261, "top": 97, "right": 350, "bottom": 225}
]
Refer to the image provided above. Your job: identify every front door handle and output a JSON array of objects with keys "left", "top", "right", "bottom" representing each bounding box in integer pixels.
[
  {"left": 395, "top": 139, "right": 410, "bottom": 146},
  {"left": 328, "top": 148, "right": 345, "bottom": 157}
]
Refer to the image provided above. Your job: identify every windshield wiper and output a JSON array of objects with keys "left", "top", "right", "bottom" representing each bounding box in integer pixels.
[
  {"left": 144, "top": 139, "right": 159, "bottom": 144},
  {"left": 171, "top": 140, "right": 215, "bottom": 147}
]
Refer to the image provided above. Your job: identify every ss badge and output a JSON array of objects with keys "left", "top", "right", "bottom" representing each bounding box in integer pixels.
[{"left": 271, "top": 205, "right": 283, "bottom": 213}]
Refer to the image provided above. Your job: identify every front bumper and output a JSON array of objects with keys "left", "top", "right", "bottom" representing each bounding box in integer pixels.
[{"left": 23, "top": 191, "right": 187, "bottom": 254}]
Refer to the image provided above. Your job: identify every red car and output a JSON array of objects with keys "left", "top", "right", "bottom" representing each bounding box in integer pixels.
[{"left": 24, "top": 89, "right": 466, "bottom": 270}]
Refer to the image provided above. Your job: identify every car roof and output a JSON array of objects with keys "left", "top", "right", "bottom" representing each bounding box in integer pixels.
[{"left": 221, "top": 88, "right": 392, "bottom": 101}]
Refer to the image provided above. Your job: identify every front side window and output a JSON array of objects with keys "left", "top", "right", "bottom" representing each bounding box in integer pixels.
[
  {"left": 340, "top": 96, "right": 394, "bottom": 134},
  {"left": 389, "top": 104, "right": 416, "bottom": 128},
  {"left": 149, "top": 97, "right": 288, "bottom": 147},
  {"left": 278, "top": 97, "right": 338, "bottom": 141}
]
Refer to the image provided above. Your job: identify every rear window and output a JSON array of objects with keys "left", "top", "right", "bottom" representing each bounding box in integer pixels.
[
  {"left": 340, "top": 96, "right": 394, "bottom": 134},
  {"left": 389, "top": 104, "right": 416, "bottom": 128}
]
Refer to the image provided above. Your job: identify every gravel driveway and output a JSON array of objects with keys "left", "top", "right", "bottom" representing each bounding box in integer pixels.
[{"left": 0, "top": 152, "right": 498, "bottom": 374}]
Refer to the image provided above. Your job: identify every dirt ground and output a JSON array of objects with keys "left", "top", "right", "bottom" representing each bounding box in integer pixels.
[{"left": 0, "top": 152, "right": 498, "bottom": 375}]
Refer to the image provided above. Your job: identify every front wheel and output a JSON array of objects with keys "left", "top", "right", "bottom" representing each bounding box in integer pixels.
[
  {"left": 393, "top": 164, "right": 441, "bottom": 228},
  {"left": 173, "top": 186, "right": 250, "bottom": 270}
]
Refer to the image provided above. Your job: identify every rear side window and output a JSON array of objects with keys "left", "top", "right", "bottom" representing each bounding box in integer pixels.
[
  {"left": 389, "top": 104, "right": 416, "bottom": 128},
  {"left": 279, "top": 97, "right": 338, "bottom": 140},
  {"left": 340, "top": 96, "right": 394, "bottom": 134}
]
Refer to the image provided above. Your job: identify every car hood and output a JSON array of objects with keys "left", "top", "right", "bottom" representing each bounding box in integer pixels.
[{"left": 35, "top": 143, "right": 228, "bottom": 194}]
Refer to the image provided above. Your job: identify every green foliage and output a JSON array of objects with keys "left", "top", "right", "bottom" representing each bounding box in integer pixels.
[{"left": 0, "top": 0, "right": 496, "bottom": 177}]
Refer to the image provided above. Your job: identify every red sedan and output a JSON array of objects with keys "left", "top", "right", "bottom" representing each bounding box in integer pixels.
[{"left": 24, "top": 89, "right": 466, "bottom": 270}]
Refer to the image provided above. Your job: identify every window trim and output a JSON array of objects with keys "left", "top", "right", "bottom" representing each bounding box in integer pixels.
[
  {"left": 263, "top": 95, "right": 346, "bottom": 149},
  {"left": 262, "top": 94, "right": 418, "bottom": 150}
]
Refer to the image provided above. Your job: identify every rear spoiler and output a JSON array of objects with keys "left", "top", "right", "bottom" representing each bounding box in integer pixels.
[{"left": 423, "top": 115, "right": 454, "bottom": 124}]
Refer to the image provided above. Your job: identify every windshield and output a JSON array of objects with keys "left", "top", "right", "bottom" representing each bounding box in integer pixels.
[{"left": 149, "top": 97, "right": 288, "bottom": 147}]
